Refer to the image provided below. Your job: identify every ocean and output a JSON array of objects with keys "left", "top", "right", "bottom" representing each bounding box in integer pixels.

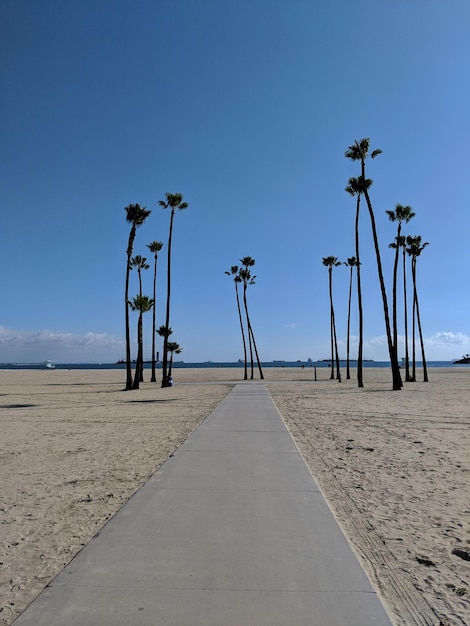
[{"left": 0, "top": 360, "right": 464, "bottom": 370}]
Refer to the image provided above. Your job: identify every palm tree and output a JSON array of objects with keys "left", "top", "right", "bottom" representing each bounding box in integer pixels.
[
  {"left": 129, "top": 295, "right": 154, "bottom": 390},
  {"left": 389, "top": 234, "right": 410, "bottom": 381},
  {"left": 130, "top": 255, "right": 150, "bottom": 383},
  {"left": 345, "top": 176, "right": 371, "bottom": 388},
  {"left": 124, "top": 204, "right": 151, "bottom": 390},
  {"left": 386, "top": 204, "right": 415, "bottom": 382},
  {"left": 157, "top": 324, "right": 173, "bottom": 363},
  {"left": 322, "top": 256, "right": 342, "bottom": 382},
  {"left": 343, "top": 256, "right": 358, "bottom": 380},
  {"left": 345, "top": 138, "right": 402, "bottom": 390},
  {"left": 167, "top": 341, "right": 183, "bottom": 377},
  {"left": 239, "top": 257, "right": 264, "bottom": 380},
  {"left": 147, "top": 241, "right": 164, "bottom": 382},
  {"left": 158, "top": 193, "right": 188, "bottom": 387},
  {"left": 399, "top": 235, "right": 411, "bottom": 381},
  {"left": 406, "top": 235, "right": 429, "bottom": 382},
  {"left": 225, "top": 265, "right": 248, "bottom": 380}
]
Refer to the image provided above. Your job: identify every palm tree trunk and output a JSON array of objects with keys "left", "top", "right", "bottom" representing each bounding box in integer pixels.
[
  {"left": 150, "top": 259, "right": 157, "bottom": 382},
  {"left": 411, "top": 258, "right": 417, "bottom": 382},
  {"left": 412, "top": 261, "right": 429, "bottom": 382},
  {"left": 355, "top": 196, "right": 364, "bottom": 388},
  {"left": 247, "top": 320, "right": 264, "bottom": 379},
  {"left": 243, "top": 284, "right": 254, "bottom": 379},
  {"left": 328, "top": 267, "right": 335, "bottom": 380},
  {"left": 363, "top": 188, "right": 402, "bottom": 390},
  {"left": 392, "top": 224, "right": 401, "bottom": 377},
  {"left": 124, "top": 227, "right": 136, "bottom": 390},
  {"left": 235, "top": 283, "right": 248, "bottom": 380},
  {"left": 137, "top": 269, "right": 144, "bottom": 383},
  {"left": 402, "top": 245, "right": 410, "bottom": 381},
  {"left": 332, "top": 305, "right": 341, "bottom": 382},
  {"left": 132, "top": 314, "right": 142, "bottom": 389},
  {"left": 162, "top": 211, "right": 174, "bottom": 388},
  {"left": 346, "top": 266, "right": 353, "bottom": 380}
]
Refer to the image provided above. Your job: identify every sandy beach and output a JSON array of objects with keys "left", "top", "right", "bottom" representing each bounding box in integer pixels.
[{"left": 1, "top": 366, "right": 469, "bottom": 625}]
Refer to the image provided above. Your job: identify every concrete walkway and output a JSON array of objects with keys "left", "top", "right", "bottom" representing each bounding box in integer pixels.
[{"left": 13, "top": 383, "right": 393, "bottom": 625}]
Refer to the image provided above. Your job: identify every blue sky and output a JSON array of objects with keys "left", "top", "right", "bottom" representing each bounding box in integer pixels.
[{"left": 1, "top": 0, "right": 469, "bottom": 363}]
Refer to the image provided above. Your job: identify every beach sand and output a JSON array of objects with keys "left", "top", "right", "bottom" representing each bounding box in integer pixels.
[
  {"left": 270, "top": 367, "right": 470, "bottom": 626},
  {"left": 1, "top": 366, "right": 469, "bottom": 625}
]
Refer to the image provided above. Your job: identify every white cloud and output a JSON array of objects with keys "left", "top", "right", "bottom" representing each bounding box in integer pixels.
[
  {"left": 284, "top": 322, "right": 297, "bottom": 329},
  {"left": 425, "top": 332, "right": 470, "bottom": 359},
  {"left": 344, "top": 331, "right": 470, "bottom": 361},
  {"left": 0, "top": 326, "right": 125, "bottom": 363}
]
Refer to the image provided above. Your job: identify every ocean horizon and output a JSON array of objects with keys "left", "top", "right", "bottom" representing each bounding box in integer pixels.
[{"left": 0, "top": 360, "right": 466, "bottom": 371}]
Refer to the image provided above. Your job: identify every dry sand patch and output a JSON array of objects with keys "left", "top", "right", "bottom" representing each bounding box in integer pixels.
[
  {"left": 0, "top": 369, "right": 233, "bottom": 626},
  {"left": 270, "top": 367, "right": 470, "bottom": 626}
]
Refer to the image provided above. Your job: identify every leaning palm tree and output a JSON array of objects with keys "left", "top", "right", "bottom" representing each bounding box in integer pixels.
[
  {"left": 239, "top": 257, "right": 264, "bottom": 380},
  {"left": 225, "top": 265, "right": 248, "bottom": 380},
  {"left": 345, "top": 176, "right": 371, "bottom": 388},
  {"left": 129, "top": 295, "right": 154, "bottom": 390},
  {"left": 158, "top": 193, "right": 188, "bottom": 387},
  {"left": 124, "top": 204, "right": 151, "bottom": 390},
  {"left": 167, "top": 341, "right": 183, "bottom": 378},
  {"left": 345, "top": 139, "right": 402, "bottom": 390},
  {"left": 130, "top": 255, "right": 150, "bottom": 383},
  {"left": 322, "top": 256, "right": 342, "bottom": 382},
  {"left": 406, "top": 235, "right": 429, "bottom": 382},
  {"left": 386, "top": 204, "right": 415, "bottom": 382},
  {"left": 147, "top": 241, "right": 164, "bottom": 382},
  {"left": 343, "top": 256, "right": 358, "bottom": 380}
]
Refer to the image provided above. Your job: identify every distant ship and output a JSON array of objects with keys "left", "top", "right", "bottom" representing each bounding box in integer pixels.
[
  {"left": 319, "top": 358, "right": 374, "bottom": 363},
  {"left": 453, "top": 354, "right": 470, "bottom": 364}
]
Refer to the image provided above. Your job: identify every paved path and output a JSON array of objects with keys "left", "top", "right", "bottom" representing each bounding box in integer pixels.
[{"left": 13, "top": 383, "right": 393, "bottom": 625}]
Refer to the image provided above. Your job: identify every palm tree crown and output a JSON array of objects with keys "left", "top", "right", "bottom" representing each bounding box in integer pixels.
[
  {"left": 125, "top": 203, "right": 152, "bottom": 228},
  {"left": 345, "top": 175, "right": 373, "bottom": 197},
  {"left": 158, "top": 193, "right": 189, "bottom": 212},
  {"left": 386, "top": 203, "right": 415, "bottom": 226},
  {"left": 345, "top": 138, "right": 382, "bottom": 164}
]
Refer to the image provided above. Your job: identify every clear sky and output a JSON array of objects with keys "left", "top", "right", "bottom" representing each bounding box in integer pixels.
[{"left": 1, "top": 0, "right": 469, "bottom": 363}]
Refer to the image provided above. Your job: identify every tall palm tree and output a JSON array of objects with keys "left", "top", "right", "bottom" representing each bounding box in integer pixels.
[
  {"left": 124, "top": 204, "right": 151, "bottom": 390},
  {"left": 345, "top": 176, "right": 371, "bottom": 388},
  {"left": 129, "top": 295, "right": 154, "bottom": 390},
  {"left": 386, "top": 204, "right": 415, "bottom": 382},
  {"left": 130, "top": 255, "right": 150, "bottom": 383},
  {"left": 167, "top": 341, "right": 183, "bottom": 378},
  {"left": 400, "top": 235, "right": 411, "bottom": 381},
  {"left": 322, "top": 256, "right": 342, "bottom": 382},
  {"left": 239, "top": 257, "right": 264, "bottom": 380},
  {"left": 406, "top": 235, "right": 429, "bottom": 382},
  {"left": 343, "top": 256, "right": 358, "bottom": 380},
  {"left": 389, "top": 234, "right": 410, "bottom": 381},
  {"left": 147, "top": 241, "right": 164, "bottom": 382},
  {"left": 345, "top": 138, "right": 402, "bottom": 390},
  {"left": 225, "top": 265, "right": 248, "bottom": 380},
  {"left": 158, "top": 193, "right": 188, "bottom": 387}
]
